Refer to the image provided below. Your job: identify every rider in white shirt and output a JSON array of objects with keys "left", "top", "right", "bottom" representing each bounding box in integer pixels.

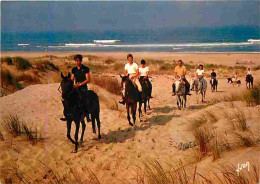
[
  {"left": 196, "top": 64, "right": 206, "bottom": 88},
  {"left": 119, "top": 54, "right": 142, "bottom": 104},
  {"left": 247, "top": 68, "right": 252, "bottom": 76},
  {"left": 139, "top": 59, "right": 153, "bottom": 98}
]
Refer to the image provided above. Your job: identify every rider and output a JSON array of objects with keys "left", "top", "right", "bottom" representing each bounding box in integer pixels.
[
  {"left": 172, "top": 60, "right": 191, "bottom": 96},
  {"left": 119, "top": 54, "right": 142, "bottom": 105},
  {"left": 247, "top": 68, "right": 252, "bottom": 77},
  {"left": 196, "top": 64, "right": 206, "bottom": 88},
  {"left": 211, "top": 68, "right": 217, "bottom": 79},
  {"left": 210, "top": 68, "right": 217, "bottom": 83},
  {"left": 233, "top": 72, "right": 238, "bottom": 83},
  {"left": 139, "top": 59, "right": 153, "bottom": 98},
  {"left": 61, "top": 54, "right": 91, "bottom": 122}
]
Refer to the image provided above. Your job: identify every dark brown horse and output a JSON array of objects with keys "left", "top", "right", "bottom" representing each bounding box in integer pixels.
[
  {"left": 246, "top": 75, "right": 253, "bottom": 89},
  {"left": 210, "top": 78, "right": 218, "bottom": 92},
  {"left": 60, "top": 72, "right": 101, "bottom": 153},
  {"left": 139, "top": 76, "right": 151, "bottom": 118},
  {"left": 120, "top": 75, "right": 139, "bottom": 126}
]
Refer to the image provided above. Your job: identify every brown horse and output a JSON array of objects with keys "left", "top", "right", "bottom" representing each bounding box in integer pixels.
[
  {"left": 246, "top": 75, "right": 253, "bottom": 89},
  {"left": 120, "top": 75, "right": 139, "bottom": 126},
  {"left": 139, "top": 76, "right": 150, "bottom": 118}
]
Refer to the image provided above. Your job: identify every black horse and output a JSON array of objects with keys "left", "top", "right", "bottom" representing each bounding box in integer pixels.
[
  {"left": 210, "top": 78, "right": 218, "bottom": 92},
  {"left": 246, "top": 75, "right": 253, "bottom": 89},
  {"left": 138, "top": 77, "right": 151, "bottom": 118},
  {"left": 120, "top": 75, "right": 139, "bottom": 126},
  {"left": 60, "top": 72, "right": 101, "bottom": 153}
]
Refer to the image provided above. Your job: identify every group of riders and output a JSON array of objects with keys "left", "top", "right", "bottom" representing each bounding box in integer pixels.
[{"left": 61, "top": 54, "right": 254, "bottom": 121}]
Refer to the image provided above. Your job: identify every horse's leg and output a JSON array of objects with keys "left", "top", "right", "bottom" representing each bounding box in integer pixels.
[
  {"left": 67, "top": 121, "right": 75, "bottom": 144},
  {"left": 91, "top": 114, "right": 96, "bottom": 134},
  {"left": 177, "top": 96, "right": 181, "bottom": 110},
  {"left": 184, "top": 95, "right": 187, "bottom": 108},
  {"left": 144, "top": 99, "right": 147, "bottom": 114},
  {"left": 80, "top": 120, "right": 86, "bottom": 145},
  {"left": 148, "top": 98, "right": 151, "bottom": 110},
  {"left": 132, "top": 103, "right": 137, "bottom": 126},
  {"left": 74, "top": 121, "right": 80, "bottom": 153},
  {"left": 127, "top": 104, "right": 133, "bottom": 126},
  {"left": 96, "top": 115, "right": 101, "bottom": 139},
  {"left": 138, "top": 101, "right": 142, "bottom": 119}
]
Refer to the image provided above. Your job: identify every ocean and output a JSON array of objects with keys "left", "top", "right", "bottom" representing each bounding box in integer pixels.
[{"left": 1, "top": 26, "right": 260, "bottom": 52}]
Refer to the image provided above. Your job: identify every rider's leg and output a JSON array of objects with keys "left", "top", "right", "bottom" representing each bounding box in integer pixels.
[
  {"left": 119, "top": 81, "right": 126, "bottom": 104},
  {"left": 172, "top": 83, "right": 176, "bottom": 96},
  {"left": 134, "top": 78, "right": 142, "bottom": 92},
  {"left": 183, "top": 78, "right": 191, "bottom": 95},
  {"left": 80, "top": 87, "right": 91, "bottom": 122},
  {"left": 147, "top": 79, "right": 153, "bottom": 98}
]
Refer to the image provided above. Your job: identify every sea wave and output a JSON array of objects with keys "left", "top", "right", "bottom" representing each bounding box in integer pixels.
[
  {"left": 99, "top": 42, "right": 256, "bottom": 48},
  {"left": 17, "top": 43, "right": 29, "bottom": 46},
  {"left": 45, "top": 41, "right": 260, "bottom": 49},
  {"left": 248, "top": 39, "right": 260, "bottom": 43},
  {"left": 93, "top": 40, "right": 120, "bottom": 44},
  {"left": 64, "top": 43, "right": 97, "bottom": 47}
]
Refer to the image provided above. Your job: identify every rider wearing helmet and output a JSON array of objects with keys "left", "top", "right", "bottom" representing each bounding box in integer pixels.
[{"left": 139, "top": 59, "right": 153, "bottom": 98}]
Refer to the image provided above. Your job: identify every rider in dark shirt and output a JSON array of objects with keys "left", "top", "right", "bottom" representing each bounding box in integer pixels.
[
  {"left": 61, "top": 54, "right": 91, "bottom": 122},
  {"left": 211, "top": 69, "right": 217, "bottom": 79}
]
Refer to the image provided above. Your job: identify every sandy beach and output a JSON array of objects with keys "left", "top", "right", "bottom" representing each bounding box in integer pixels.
[{"left": 0, "top": 52, "right": 259, "bottom": 183}]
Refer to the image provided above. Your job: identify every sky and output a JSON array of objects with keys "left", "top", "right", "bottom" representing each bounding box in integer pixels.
[{"left": 1, "top": 1, "right": 260, "bottom": 32}]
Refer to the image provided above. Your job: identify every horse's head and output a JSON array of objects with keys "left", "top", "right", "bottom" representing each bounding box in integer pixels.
[
  {"left": 120, "top": 74, "right": 129, "bottom": 83},
  {"left": 60, "top": 72, "right": 74, "bottom": 99},
  {"left": 175, "top": 78, "right": 184, "bottom": 93}
]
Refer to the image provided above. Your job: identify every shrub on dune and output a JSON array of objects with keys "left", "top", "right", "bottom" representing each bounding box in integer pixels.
[
  {"left": 1, "top": 57, "right": 13, "bottom": 65},
  {"left": 35, "top": 60, "right": 59, "bottom": 71},
  {"left": 13, "top": 57, "right": 32, "bottom": 70},
  {"left": 91, "top": 75, "right": 121, "bottom": 95},
  {"left": 1, "top": 70, "right": 23, "bottom": 90}
]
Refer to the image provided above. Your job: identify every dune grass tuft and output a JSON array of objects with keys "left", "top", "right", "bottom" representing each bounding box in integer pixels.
[
  {"left": 91, "top": 75, "right": 121, "bottom": 95},
  {"left": 2, "top": 114, "right": 22, "bottom": 137},
  {"left": 234, "top": 132, "right": 255, "bottom": 147},
  {"left": 0, "top": 129, "right": 4, "bottom": 141},
  {"left": 35, "top": 60, "right": 60, "bottom": 71},
  {"left": 1, "top": 57, "right": 13, "bottom": 65},
  {"left": 13, "top": 57, "right": 32, "bottom": 70}
]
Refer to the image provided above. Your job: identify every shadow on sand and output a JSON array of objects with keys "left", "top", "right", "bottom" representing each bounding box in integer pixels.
[
  {"left": 99, "top": 114, "right": 179, "bottom": 145},
  {"left": 152, "top": 106, "right": 178, "bottom": 113}
]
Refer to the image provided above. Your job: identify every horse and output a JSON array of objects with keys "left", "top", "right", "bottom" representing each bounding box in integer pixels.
[
  {"left": 227, "top": 77, "right": 241, "bottom": 87},
  {"left": 175, "top": 79, "right": 187, "bottom": 109},
  {"left": 120, "top": 74, "right": 139, "bottom": 126},
  {"left": 245, "top": 75, "right": 253, "bottom": 89},
  {"left": 60, "top": 72, "right": 101, "bottom": 153},
  {"left": 210, "top": 78, "right": 218, "bottom": 92},
  {"left": 192, "top": 78, "right": 207, "bottom": 103},
  {"left": 138, "top": 77, "right": 151, "bottom": 118}
]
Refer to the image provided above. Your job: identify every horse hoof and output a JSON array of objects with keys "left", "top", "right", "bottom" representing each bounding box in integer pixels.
[
  {"left": 129, "top": 122, "right": 134, "bottom": 126},
  {"left": 98, "top": 135, "right": 101, "bottom": 139},
  {"left": 93, "top": 129, "right": 96, "bottom": 134}
]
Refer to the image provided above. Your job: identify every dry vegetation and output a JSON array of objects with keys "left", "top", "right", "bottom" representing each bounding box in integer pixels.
[{"left": 1, "top": 114, "right": 43, "bottom": 143}]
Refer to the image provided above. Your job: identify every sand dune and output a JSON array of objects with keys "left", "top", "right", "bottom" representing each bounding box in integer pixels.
[{"left": 0, "top": 54, "right": 259, "bottom": 183}]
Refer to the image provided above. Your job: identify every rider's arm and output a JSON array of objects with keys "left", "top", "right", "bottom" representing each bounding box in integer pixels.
[
  {"left": 79, "top": 73, "right": 90, "bottom": 86},
  {"left": 124, "top": 70, "right": 128, "bottom": 76},
  {"left": 71, "top": 73, "right": 75, "bottom": 81},
  {"left": 134, "top": 69, "right": 139, "bottom": 78}
]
